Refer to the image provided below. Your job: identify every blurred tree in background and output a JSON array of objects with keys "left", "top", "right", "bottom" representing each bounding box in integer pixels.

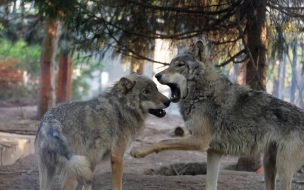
[
  {"left": 0, "top": 0, "right": 101, "bottom": 110},
  {"left": 0, "top": 39, "right": 40, "bottom": 99}
]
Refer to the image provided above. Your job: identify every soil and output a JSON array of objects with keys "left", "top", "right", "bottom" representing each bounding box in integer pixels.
[{"left": 0, "top": 102, "right": 304, "bottom": 190}]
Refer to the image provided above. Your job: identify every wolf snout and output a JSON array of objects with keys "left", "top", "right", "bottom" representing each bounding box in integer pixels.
[
  {"left": 155, "top": 73, "right": 162, "bottom": 80},
  {"left": 163, "top": 99, "right": 171, "bottom": 107}
]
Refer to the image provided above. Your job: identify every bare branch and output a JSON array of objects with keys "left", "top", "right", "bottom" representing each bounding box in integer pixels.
[{"left": 215, "top": 49, "right": 246, "bottom": 67}]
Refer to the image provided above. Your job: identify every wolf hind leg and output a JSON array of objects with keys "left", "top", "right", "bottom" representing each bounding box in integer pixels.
[
  {"left": 276, "top": 163, "right": 293, "bottom": 190},
  {"left": 37, "top": 157, "right": 56, "bottom": 190},
  {"left": 61, "top": 155, "right": 94, "bottom": 190},
  {"left": 263, "top": 144, "right": 277, "bottom": 190},
  {"left": 61, "top": 170, "right": 93, "bottom": 190},
  {"left": 81, "top": 184, "right": 92, "bottom": 190},
  {"left": 276, "top": 151, "right": 298, "bottom": 190},
  {"left": 206, "top": 149, "right": 223, "bottom": 190},
  {"left": 81, "top": 164, "right": 96, "bottom": 190},
  {"left": 61, "top": 174, "right": 78, "bottom": 190}
]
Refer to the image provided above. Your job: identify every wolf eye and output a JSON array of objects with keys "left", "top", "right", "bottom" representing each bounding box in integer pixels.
[
  {"left": 143, "top": 89, "right": 150, "bottom": 94},
  {"left": 177, "top": 62, "right": 185, "bottom": 67}
]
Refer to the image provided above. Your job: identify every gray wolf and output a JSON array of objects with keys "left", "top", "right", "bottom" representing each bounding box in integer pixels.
[
  {"left": 130, "top": 41, "right": 304, "bottom": 190},
  {"left": 35, "top": 73, "right": 170, "bottom": 190}
]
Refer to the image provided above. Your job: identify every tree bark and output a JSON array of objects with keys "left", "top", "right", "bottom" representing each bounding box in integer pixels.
[
  {"left": 37, "top": 18, "right": 60, "bottom": 119},
  {"left": 130, "top": 62, "right": 144, "bottom": 74},
  {"left": 235, "top": 64, "right": 246, "bottom": 85},
  {"left": 237, "top": 0, "right": 267, "bottom": 172},
  {"left": 56, "top": 51, "right": 72, "bottom": 103},
  {"left": 278, "top": 54, "right": 286, "bottom": 100},
  {"left": 290, "top": 42, "right": 297, "bottom": 104},
  {"left": 272, "top": 60, "right": 279, "bottom": 97},
  {"left": 245, "top": 0, "right": 267, "bottom": 90},
  {"left": 130, "top": 48, "right": 145, "bottom": 74},
  {"left": 299, "top": 74, "right": 304, "bottom": 109}
]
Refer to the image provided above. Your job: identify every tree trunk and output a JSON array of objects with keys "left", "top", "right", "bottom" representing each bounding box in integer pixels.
[
  {"left": 245, "top": 1, "right": 267, "bottom": 91},
  {"left": 300, "top": 48, "right": 304, "bottom": 109},
  {"left": 37, "top": 18, "right": 60, "bottom": 119},
  {"left": 56, "top": 51, "right": 72, "bottom": 103},
  {"left": 237, "top": 0, "right": 267, "bottom": 172},
  {"left": 278, "top": 54, "right": 286, "bottom": 100},
  {"left": 299, "top": 74, "right": 304, "bottom": 110},
  {"left": 130, "top": 48, "right": 145, "bottom": 74},
  {"left": 290, "top": 42, "right": 297, "bottom": 104},
  {"left": 272, "top": 60, "right": 279, "bottom": 97},
  {"left": 235, "top": 63, "right": 246, "bottom": 85},
  {"left": 130, "top": 61, "right": 144, "bottom": 74}
]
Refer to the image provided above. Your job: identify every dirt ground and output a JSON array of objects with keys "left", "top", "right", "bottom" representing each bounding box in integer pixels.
[{"left": 1, "top": 102, "right": 304, "bottom": 190}]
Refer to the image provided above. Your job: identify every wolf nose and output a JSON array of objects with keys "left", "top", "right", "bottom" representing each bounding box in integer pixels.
[
  {"left": 155, "top": 73, "right": 162, "bottom": 80},
  {"left": 163, "top": 100, "right": 171, "bottom": 107}
]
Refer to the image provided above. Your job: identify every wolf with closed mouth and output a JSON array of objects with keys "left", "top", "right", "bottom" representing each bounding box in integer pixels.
[
  {"left": 35, "top": 73, "right": 170, "bottom": 190},
  {"left": 131, "top": 41, "right": 304, "bottom": 190}
]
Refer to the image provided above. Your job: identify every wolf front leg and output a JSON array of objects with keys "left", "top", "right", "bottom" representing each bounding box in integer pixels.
[
  {"left": 206, "top": 149, "right": 223, "bottom": 190},
  {"left": 130, "top": 135, "right": 210, "bottom": 158},
  {"left": 111, "top": 139, "right": 128, "bottom": 190}
]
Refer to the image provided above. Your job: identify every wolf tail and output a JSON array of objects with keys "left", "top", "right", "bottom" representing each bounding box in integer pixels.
[
  {"left": 54, "top": 131, "right": 93, "bottom": 183},
  {"left": 36, "top": 127, "right": 93, "bottom": 184},
  {"left": 68, "top": 155, "right": 93, "bottom": 182}
]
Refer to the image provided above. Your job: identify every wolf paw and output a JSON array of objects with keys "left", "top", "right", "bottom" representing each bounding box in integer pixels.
[{"left": 130, "top": 147, "right": 150, "bottom": 158}]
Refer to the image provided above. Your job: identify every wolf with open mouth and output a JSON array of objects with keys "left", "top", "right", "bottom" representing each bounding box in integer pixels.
[{"left": 131, "top": 41, "right": 304, "bottom": 190}]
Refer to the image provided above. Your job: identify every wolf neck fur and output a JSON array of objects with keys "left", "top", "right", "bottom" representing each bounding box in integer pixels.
[
  {"left": 180, "top": 65, "right": 232, "bottom": 118},
  {"left": 187, "top": 65, "right": 230, "bottom": 102},
  {"left": 100, "top": 88, "right": 146, "bottom": 135}
]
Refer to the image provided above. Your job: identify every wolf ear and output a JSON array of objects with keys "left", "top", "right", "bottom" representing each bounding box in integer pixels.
[
  {"left": 118, "top": 77, "right": 136, "bottom": 95},
  {"left": 188, "top": 40, "right": 205, "bottom": 62},
  {"left": 186, "top": 41, "right": 205, "bottom": 80}
]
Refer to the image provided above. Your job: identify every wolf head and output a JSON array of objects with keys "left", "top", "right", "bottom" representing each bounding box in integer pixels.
[
  {"left": 117, "top": 73, "right": 170, "bottom": 118},
  {"left": 155, "top": 41, "right": 208, "bottom": 103}
]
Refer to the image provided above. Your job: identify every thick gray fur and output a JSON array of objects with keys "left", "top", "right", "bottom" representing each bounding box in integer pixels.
[
  {"left": 35, "top": 73, "right": 170, "bottom": 190},
  {"left": 130, "top": 41, "right": 304, "bottom": 190}
]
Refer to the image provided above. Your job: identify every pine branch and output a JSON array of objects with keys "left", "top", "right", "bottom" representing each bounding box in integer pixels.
[
  {"left": 267, "top": 2, "right": 304, "bottom": 18},
  {"left": 104, "top": 23, "right": 169, "bottom": 65},
  {"left": 102, "top": 16, "right": 237, "bottom": 40},
  {"left": 127, "top": 0, "right": 244, "bottom": 15},
  {"left": 210, "top": 36, "right": 241, "bottom": 45}
]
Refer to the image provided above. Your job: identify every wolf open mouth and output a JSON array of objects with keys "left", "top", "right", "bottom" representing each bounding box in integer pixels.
[
  {"left": 167, "top": 83, "right": 181, "bottom": 103},
  {"left": 148, "top": 109, "right": 166, "bottom": 118}
]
